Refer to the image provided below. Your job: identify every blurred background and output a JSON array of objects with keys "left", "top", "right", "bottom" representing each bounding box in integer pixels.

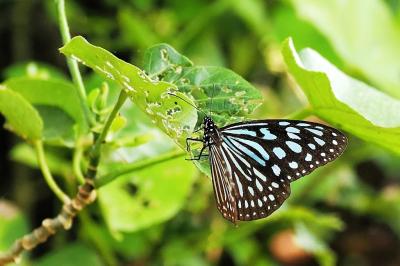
[{"left": 1, "top": 0, "right": 400, "bottom": 265}]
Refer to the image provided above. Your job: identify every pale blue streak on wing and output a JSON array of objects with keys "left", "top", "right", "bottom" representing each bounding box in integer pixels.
[
  {"left": 260, "top": 128, "right": 277, "bottom": 140},
  {"left": 286, "top": 141, "right": 302, "bottom": 153},
  {"left": 273, "top": 147, "right": 286, "bottom": 159},
  {"left": 227, "top": 137, "right": 266, "bottom": 166},
  {"left": 305, "top": 128, "right": 323, "bottom": 136},
  {"left": 286, "top": 127, "right": 300, "bottom": 133},
  {"left": 223, "top": 129, "right": 257, "bottom": 137},
  {"left": 231, "top": 136, "right": 270, "bottom": 162}
]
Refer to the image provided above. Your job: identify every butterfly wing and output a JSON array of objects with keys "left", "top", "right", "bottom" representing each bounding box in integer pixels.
[
  {"left": 214, "top": 119, "right": 347, "bottom": 222},
  {"left": 209, "top": 144, "right": 238, "bottom": 222}
]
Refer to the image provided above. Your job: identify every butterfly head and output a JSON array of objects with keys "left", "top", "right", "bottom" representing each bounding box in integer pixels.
[{"left": 204, "top": 116, "right": 216, "bottom": 132}]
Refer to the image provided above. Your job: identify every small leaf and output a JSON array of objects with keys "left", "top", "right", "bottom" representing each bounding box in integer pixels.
[
  {"left": 4, "top": 78, "right": 89, "bottom": 135},
  {"left": 60, "top": 36, "right": 197, "bottom": 148},
  {"left": 0, "top": 86, "right": 43, "bottom": 141},
  {"left": 98, "top": 156, "right": 196, "bottom": 232},
  {"left": 282, "top": 38, "right": 400, "bottom": 154}
]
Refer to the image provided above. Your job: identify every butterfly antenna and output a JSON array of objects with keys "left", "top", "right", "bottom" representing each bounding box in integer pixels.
[
  {"left": 167, "top": 92, "right": 208, "bottom": 117},
  {"left": 209, "top": 84, "right": 215, "bottom": 117}
]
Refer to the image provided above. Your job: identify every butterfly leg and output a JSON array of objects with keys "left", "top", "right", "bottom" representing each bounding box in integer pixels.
[
  {"left": 185, "top": 144, "right": 209, "bottom": 160},
  {"left": 186, "top": 137, "right": 203, "bottom": 152}
]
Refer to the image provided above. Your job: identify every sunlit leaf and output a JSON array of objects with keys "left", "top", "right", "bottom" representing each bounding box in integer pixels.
[
  {"left": 60, "top": 36, "right": 197, "bottom": 148},
  {"left": 290, "top": 0, "right": 400, "bottom": 98},
  {"left": 282, "top": 38, "right": 400, "bottom": 154}
]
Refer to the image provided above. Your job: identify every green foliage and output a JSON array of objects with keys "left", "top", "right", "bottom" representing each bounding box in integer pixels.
[
  {"left": 282, "top": 38, "right": 400, "bottom": 154},
  {"left": 1, "top": 1, "right": 400, "bottom": 265},
  {"left": 290, "top": 0, "right": 400, "bottom": 98},
  {"left": 32, "top": 243, "right": 102, "bottom": 266},
  {"left": 0, "top": 87, "right": 43, "bottom": 141},
  {"left": 60, "top": 36, "right": 197, "bottom": 148},
  {"left": 99, "top": 157, "right": 195, "bottom": 232}
]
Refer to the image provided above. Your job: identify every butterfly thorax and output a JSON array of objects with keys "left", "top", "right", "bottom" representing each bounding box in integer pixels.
[{"left": 203, "top": 116, "right": 221, "bottom": 146}]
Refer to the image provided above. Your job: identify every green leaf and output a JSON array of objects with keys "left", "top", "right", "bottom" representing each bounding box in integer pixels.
[
  {"left": 0, "top": 86, "right": 43, "bottom": 141},
  {"left": 60, "top": 36, "right": 197, "bottom": 148},
  {"left": 32, "top": 243, "right": 102, "bottom": 266},
  {"left": 98, "top": 156, "right": 195, "bottom": 232},
  {"left": 143, "top": 44, "right": 263, "bottom": 126},
  {"left": 4, "top": 78, "right": 89, "bottom": 136},
  {"left": 282, "top": 38, "right": 400, "bottom": 154},
  {"left": 143, "top": 43, "right": 193, "bottom": 78},
  {"left": 35, "top": 105, "right": 75, "bottom": 146},
  {"left": 290, "top": 0, "right": 400, "bottom": 98}
]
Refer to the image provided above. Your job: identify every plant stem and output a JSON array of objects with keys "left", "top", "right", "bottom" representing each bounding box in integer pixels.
[
  {"left": 87, "top": 90, "right": 128, "bottom": 179},
  {"left": 34, "top": 140, "right": 70, "bottom": 203},
  {"left": 285, "top": 106, "right": 313, "bottom": 120},
  {"left": 56, "top": 0, "right": 94, "bottom": 127},
  {"left": 73, "top": 142, "right": 85, "bottom": 184},
  {"left": 96, "top": 149, "right": 185, "bottom": 187}
]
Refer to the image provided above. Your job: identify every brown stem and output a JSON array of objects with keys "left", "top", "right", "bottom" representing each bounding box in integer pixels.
[{"left": 0, "top": 180, "right": 96, "bottom": 265}]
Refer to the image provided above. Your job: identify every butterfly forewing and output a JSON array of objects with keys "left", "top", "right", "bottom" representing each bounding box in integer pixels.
[{"left": 208, "top": 119, "right": 347, "bottom": 222}]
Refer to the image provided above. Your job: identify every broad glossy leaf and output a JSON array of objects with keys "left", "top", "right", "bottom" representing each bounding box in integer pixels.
[
  {"left": 290, "top": 0, "right": 400, "bottom": 98},
  {"left": 98, "top": 156, "right": 195, "bottom": 232},
  {"left": 0, "top": 87, "right": 42, "bottom": 141},
  {"left": 282, "top": 38, "right": 400, "bottom": 154},
  {"left": 60, "top": 36, "right": 197, "bottom": 148}
]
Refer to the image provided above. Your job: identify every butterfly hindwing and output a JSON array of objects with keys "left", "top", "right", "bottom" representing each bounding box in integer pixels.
[{"left": 209, "top": 119, "right": 347, "bottom": 222}]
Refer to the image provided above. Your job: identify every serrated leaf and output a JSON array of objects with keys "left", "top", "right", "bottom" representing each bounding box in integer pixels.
[
  {"left": 60, "top": 36, "right": 197, "bottom": 148},
  {"left": 282, "top": 38, "right": 400, "bottom": 154},
  {"left": 98, "top": 156, "right": 195, "bottom": 232},
  {"left": 0, "top": 86, "right": 43, "bottom": 141},
  {"left": 290, "top": 0, "right": 400, "bottom": 98}
]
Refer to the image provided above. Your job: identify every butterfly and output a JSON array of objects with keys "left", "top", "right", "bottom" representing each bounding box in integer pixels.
[{"left": 186, "top": 116, "right": 347, "bottom": 223}]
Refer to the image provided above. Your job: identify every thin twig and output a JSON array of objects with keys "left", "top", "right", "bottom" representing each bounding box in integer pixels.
[
  {"left": 34, "top": 140, "right": 70, "bottom": 203},
  {"left": 56, "top": 0, "right": 94, "bottom": 127},
  {"left": 0, "top": 180, "right": 96, "bottom": 265}
]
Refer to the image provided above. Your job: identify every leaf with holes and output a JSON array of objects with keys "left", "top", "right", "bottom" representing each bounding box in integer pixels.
[
  {"left": 143, "top": 43, "right": 263, "bottom": 127},
  {"left": 60, "top": 36, "right": 197, "bottom": 148}
]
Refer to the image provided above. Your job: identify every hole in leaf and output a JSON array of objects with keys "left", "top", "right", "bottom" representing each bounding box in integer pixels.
[
  {"left": 142, "top": 199, "right": 150, "bottom": 207},
  {"left": 125, "top": 183, "right": 138, "bottom": 195}
]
